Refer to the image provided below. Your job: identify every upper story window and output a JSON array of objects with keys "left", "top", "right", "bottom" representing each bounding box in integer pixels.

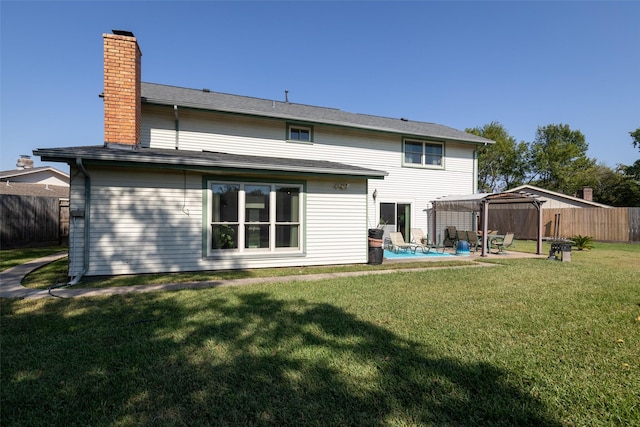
[
  {"left": 288, "top": 124, "right": 313, "bottom": 143},
  {"left": 403, "top": 139, "right": 444, "bottom": 168}
]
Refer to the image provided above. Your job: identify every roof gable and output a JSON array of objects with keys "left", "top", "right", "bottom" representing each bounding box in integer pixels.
[{"left": 0, "top": 166, "right": 69, "bottom": 181}]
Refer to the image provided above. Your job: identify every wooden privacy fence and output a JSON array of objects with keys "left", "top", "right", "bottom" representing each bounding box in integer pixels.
[
  {"left": 489, "top": 207, "right": 640, "bottom": 243},
  {"left": 0, "top": 195, "right": 69, "bottom": 249}
]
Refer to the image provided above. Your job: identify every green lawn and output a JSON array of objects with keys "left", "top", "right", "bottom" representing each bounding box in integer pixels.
[
  {"left": 0, "top": 246, "right": 67, "bottom": 271},
  {"left": 2, "top": 243, "right": 639, "bottom": 426}
]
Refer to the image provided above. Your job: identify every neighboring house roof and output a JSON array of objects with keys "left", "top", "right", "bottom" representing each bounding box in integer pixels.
[
  {"left": 0, "top": 181, "right": 69, "bottom": 198},
  {"left": 141, "top": 82, "right": 494, "bottom": 145},
  {"left": 505, "top": 185, "right": 611, "bottom": 208},
  {"left": 0, "top": 166, "right": 70, "bottom": 186},
  {"left": 34, "top": 146, "right": 388, "bottom": 179}
]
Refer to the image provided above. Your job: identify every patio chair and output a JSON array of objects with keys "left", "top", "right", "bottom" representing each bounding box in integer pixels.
[
  {"left": 443, "top": 226, "right": 458, "bottom": 248},
  {"left": 410, "top": 228, "right": 434, "bottom": 254},
  {"left": 467, "top": 230, "right": 480, "bottom": 252},
  {"left": 429, "top": 233, "right": 447, "bottom": 254},
  {"left": 389, "top": 232, "right": 418, "bottom": 254},
  {"left": 490, "top": 232, "right": 515, "bottom": 255}
]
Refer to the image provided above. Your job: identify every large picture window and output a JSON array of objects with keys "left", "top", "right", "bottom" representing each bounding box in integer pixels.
[
  {"left": 208, "top": 181, "right": 302, "bottom": 255},
  {"left": 403, "top": 139, "right": 444, "bottom": 168}
]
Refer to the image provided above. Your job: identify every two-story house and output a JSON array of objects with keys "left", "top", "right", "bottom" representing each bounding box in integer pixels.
[{"left": 35, "top": 30, "right": 492, "bottom": 280}]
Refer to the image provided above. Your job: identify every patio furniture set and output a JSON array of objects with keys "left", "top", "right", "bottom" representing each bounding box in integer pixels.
[{"left": 385, "top": 226, "right": 515, "bottom": 256}]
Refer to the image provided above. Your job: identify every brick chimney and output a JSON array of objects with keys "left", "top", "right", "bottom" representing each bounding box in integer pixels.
[
  {"left": 103, "top": 30, "right": 141, "bottom": 148},
  {"left": 577, "top": 186, "right": 593, "bottom": 202}
]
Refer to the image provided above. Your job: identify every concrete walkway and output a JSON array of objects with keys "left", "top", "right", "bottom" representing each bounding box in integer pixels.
[{"left": 1, "top": 251, "right": 544, "bottom": 300}]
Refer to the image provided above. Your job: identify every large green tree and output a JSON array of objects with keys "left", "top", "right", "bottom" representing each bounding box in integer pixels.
[
  {"left": 529, "top": 124, "right": 597, "bottom": 195},
  {"left": 631, "top": 127, "right": 640, "bottom": 152},
  {"left": 591, "top": 164, "right": 640, "bottom": 207},
  {"left": 466, "top": 122, "right": 530, "bottom": 192},
  {"left": 626, "top": 128, "right": 640, "bottom": 182}
]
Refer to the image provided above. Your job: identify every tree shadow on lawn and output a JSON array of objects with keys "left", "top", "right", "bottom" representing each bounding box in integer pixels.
[{"left": 1, "top": 292, "right": 561, "bottom": 426}]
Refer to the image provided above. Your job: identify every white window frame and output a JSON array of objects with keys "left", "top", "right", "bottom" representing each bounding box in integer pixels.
[
  {"left": 207, "top": 181, "right": 303, "bottom": 256},
  {"left": 402, "top": 139, "right": 445, "bottom": 169},
  {"left": 287, "top": 124, "right": 313, "bottom": 143}
]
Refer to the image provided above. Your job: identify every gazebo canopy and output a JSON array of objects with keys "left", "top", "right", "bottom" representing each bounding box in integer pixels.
[
  {"left": 431, "top": 192, "right": 545, "bottom": 256},
  {"left": 432, "top": 192, "right": 545, "bottom": 212}
]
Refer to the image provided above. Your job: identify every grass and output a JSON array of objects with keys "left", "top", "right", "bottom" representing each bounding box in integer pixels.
[
  {"left": 0, "top": 246, "right": 67, "bottom": 271},
  {"left": 18, "top": 254, "right": 474, "bottom": 290},
  {"left": 2, "top": 243, "right": 639, "bottom": 426}
]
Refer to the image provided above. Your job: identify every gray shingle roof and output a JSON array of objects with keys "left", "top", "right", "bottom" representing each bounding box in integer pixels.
[
  {"left": 34, "top": 146, "right": 387, "bottom": 179},
  {"left": 0, "top": 182, "right": 69, "bottom": 198},
  {"left": 0, "top": 166, "right": 69, "bottom": 181},
  {"left": 141, "top": 82, "right": 494, "bottom": 145}
]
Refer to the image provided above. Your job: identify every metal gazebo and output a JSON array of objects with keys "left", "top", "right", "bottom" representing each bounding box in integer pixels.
[{"left": 431, "top": 192, "right": 546, "bottom": 257}]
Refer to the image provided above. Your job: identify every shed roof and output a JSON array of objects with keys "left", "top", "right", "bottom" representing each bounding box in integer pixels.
[
  {"left": 34, "top": 146, "right": 388, "bottom": 179},
  {"left": 505, "top": 184, "right": 611, "bottom": 208},
  {"left": 141, "top": 82, "right": 494, "bottom": 145}
]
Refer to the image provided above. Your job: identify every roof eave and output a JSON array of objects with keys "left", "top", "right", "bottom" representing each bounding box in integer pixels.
[{"left": 34, "top": 148, "right": 388, "bottom": 180}]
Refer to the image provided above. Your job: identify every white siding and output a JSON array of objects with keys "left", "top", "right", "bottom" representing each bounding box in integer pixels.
[
  {"left": 305, "top": 180, "right": 368, "bottom": 265},
  {"left": 68, "top": 167, "right": 87, "bottom": 276},
  {"left": 142, "top": 105, "right": 479, "bottom": 236},
  {"left": 68, "top": 165, "right": 369, "bottom": 276}
]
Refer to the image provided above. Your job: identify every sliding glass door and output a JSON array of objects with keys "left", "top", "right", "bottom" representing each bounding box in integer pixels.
[{"left": 379, "top": 202, "right": 411, "bottom": 242}]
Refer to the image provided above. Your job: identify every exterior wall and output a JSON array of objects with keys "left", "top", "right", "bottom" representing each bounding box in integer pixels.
[
  {"left": 505, "top": 187, "right": 610, "bottom": 209},
  {"left": 68, "top": 167, "right": 87, "bottom": 276},
  {"left": 539, "top": 197, "right": 595, "bottom": 209},
  {"left": 517, "top": 191, "right": 598, "bottom": 209},
  {"left": 68, "top": 165, "right": 368, "bottom": 276},
  {"left": 141, "top": 105, "right": 478, "bottom": 236}
]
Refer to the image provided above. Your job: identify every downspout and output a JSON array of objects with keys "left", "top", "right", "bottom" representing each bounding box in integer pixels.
[
  {"left": 174, "top": 105, "right": 179, "bottom": 150},
  {"left": 473, "top": 146, "right": 478, "bottom": 194},
  {"left": 472, "top": 146, "right": 479, "bottom": 232},
  {"left": 69, "top": 158, "right": 91, "bottom": 285}
]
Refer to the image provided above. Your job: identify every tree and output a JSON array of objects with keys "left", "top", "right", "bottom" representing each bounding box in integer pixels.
[
  {"left": 631, "top": 127, "right": 640, "bottom": 152},
  {"left": 529, "top": 124, "right": 597, "bottom": 195},
  {"left": 466, "top": 122, "right": 530, "bottom": 192},
  {"left": 591, "top": 163, "right": 640, "bottom": 207}
]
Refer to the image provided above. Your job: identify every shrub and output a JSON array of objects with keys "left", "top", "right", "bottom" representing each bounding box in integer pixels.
[{"left": 572, "top": 234, "right": 594, "bottom": 250}]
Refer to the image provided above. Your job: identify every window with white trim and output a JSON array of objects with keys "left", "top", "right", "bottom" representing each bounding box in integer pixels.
[
  {"left": 403, "top": 139, "right": 444, "bottom": 168},
  {"left": 208, "top": 181, "right": 302, "bottom": 254},
  {"left": 288, "top": 125, "right": 312, "bottom": 142}
]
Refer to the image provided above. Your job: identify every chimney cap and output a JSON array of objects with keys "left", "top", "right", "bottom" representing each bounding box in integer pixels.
[{"left": 112, "top": 29, "right": 135, "bottom": 37}]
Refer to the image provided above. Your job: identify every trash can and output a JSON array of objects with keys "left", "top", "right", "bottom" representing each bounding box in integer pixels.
[
  {"left": 456, "top": 240, "right": 470, "bottom": 255},
  {"left": 368, "top": 229, "right": 384, "bottom": 264}
]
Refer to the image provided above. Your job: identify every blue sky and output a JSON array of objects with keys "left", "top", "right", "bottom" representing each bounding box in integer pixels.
[{"left": 1, "top": 1, "right": 639, "bottom": 173}]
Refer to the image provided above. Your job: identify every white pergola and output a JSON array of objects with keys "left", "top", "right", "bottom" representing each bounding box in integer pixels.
[{"left": 431, "top": 192, "right": 546, "bottom": 257}]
